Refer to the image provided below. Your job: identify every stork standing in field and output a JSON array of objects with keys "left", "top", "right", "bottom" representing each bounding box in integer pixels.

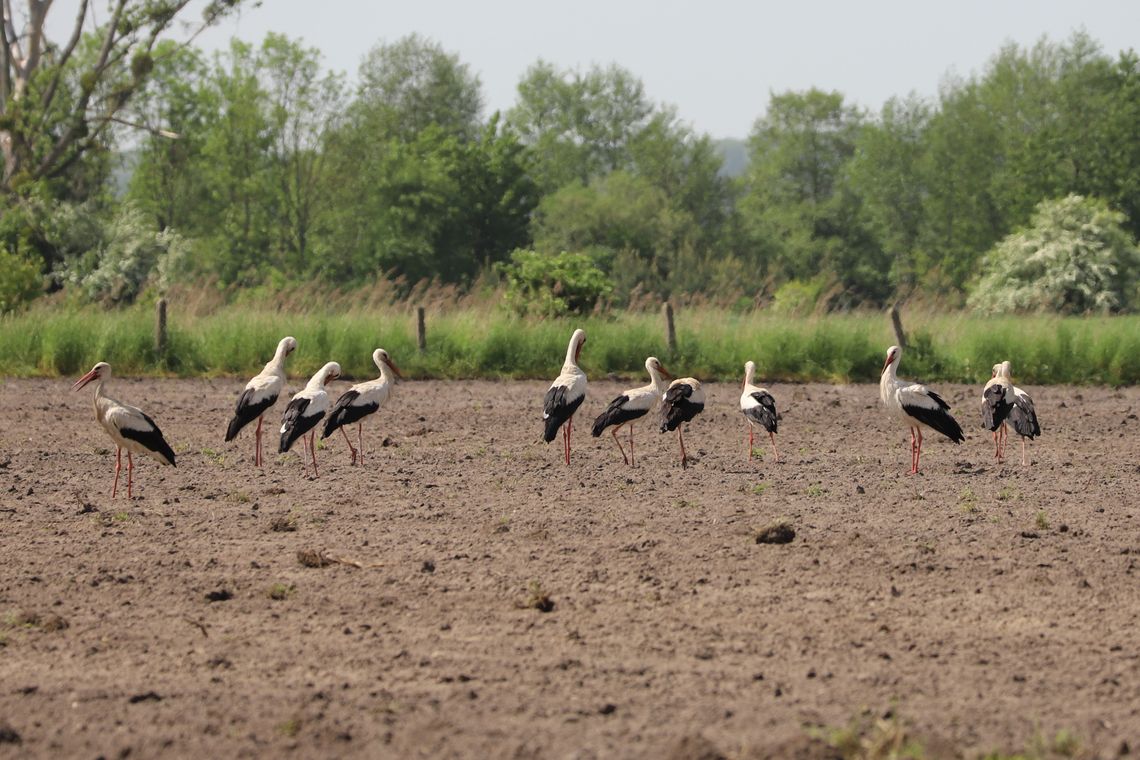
[
  {"left": 740, "top": 360, "right": 779, "bottom": 463},
  {"left": 659, "top": 376, "right": 706, "bottom": 468},
  {"left": 322, "top": 349, "right": 402, "bottom": 465},
  {"left": 879, "top": 345, "right": 965, "bottom": 474},
  {"left": 279, "top": 362, "right": 341, "bottom": 478},
  {"left": 225, "top": 336, "right": 297, "bottom": 467},
  {"left": 591, "top": 356, "right": 671, "bottom": 466},
  {"left": 543, "top": 328, "right": 587, "bottom": 465},
  {"left": 73, "top": 362, "right": 176, "bottom": 498},
  {"left": 981, "top": 362, "right": 1014, "bottom": 462},
  {"left": 990, "top": 360, "right": 1040, "bottom": 466}
]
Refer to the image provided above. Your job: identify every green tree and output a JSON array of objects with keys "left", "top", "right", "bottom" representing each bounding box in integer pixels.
[
  {"left": 353, "top": 34, "right": 482, "bottom": 142},
  {"left": 1, "top": 0, "right": 246, "bottom": 196},
  {"left": 968, "top": 194, "right": 1140, "bottom": 313}
]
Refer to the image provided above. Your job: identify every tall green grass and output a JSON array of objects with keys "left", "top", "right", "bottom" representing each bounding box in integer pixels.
[{"left": 2, "top": 301, "right": 1138, "bottom": 385}]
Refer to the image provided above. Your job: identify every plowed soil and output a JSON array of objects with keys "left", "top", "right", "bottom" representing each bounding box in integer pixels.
[{"left": 1, "top": 376, "right": 1138, "bottom": 758}]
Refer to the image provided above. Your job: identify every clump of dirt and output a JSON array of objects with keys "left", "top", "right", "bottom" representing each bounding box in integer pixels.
[
  {"left": 11, "top": 610, "right": 69, "bottom": 632},
  {"left": 269, "top": 514, "right": 298, "bottom": 532},
  {"left": 204, "top": 589, "right": 233, "bottom": 602},
  {"left": 519, "top": 581, "right": 554, "bottom": 612},
  {"left": 0, "top": 722, "right": 21, "bottom": 745},
  {"left": 755, "top": 521, "right": 796, "bottom": 544},
  {"left": 297, "top": 549, "right": 332, "bottom": 568}
]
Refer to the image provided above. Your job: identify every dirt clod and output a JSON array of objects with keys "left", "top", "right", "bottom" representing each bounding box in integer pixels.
[
  {"left": 204, "top": 589, "right": 233, "bottom": 602},
  {"left": 755, "top": 521, "right": 796, "bottom": 544}
]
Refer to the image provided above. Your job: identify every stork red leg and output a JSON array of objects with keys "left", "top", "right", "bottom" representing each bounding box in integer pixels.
[
  {"left": 610, "top": 426, "right": 629, "bottom": 465},
  {"left": 629, "top": 424, "right": 635, "bottom": 467},
  {"left": 1020, "top": 438, "right": 1028, "bottom": 466},
  {"left": 112, "top": 446, "right": 122, "bottom": 498},
  {"left": 127, "top": 451, "right": 134, "bottom": 499},
  {"left": 769, "top": 431, "right": 779, "bottom": 462},
  {"left": 309, "top": 431, "right": 319, "bottom": 478},
  {"left": 340, "top": 426, "right": 358, "bottom": 465},
  {"left": 678, "top": 428, "right": 688, "bottom": 469},
  {"left": 358, "top": 424, "right": 365, "bottom": 466},
  {"left": 255, "top": 416, "right": 263, "bottom": 467},
  {"left": 747, "top": 424, "right": 754, "bottom": 461},
  {"left": 915, "top": 428, "right": 924, "bottom": 474}
]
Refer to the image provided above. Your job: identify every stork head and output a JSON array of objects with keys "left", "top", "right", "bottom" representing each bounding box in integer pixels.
[
  {"left": 743, "top": 360, "right": 756, "bottom": 388},
  {"left": 1000, "top": 360, "right": 1013, "bottom": 379},
  {"left": 991, "top": 362, "right": 1002, "bottom": 379},
  {"left": 374, "top": 348, "right": 403, "bottom": 379},
  {"left": 570, "top": 328, "right": 586, "bottom": 364},
  {"left": 73, "top": 362, "right": 110, "bottom": 391},
  {"left": 646, "top": 356, "right": 671, "bottom": 380},
  {"left": 882, "top": 345, "right": 901, "bottom": 374},
  {"left": 319, "top": 361, "right": 341, "bottom": 386},
  {"left": 280, "top": 336, "right": 298, "bottom": 357}
]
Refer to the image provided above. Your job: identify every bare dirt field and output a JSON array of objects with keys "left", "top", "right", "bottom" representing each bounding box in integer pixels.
[{"left": 1, "top": 375, "right": 1138, "bottom": 759}]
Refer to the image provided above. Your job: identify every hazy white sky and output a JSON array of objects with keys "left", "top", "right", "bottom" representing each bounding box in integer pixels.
[{"left": 48, "top": 0, "right": 1140, "bottom": 137}]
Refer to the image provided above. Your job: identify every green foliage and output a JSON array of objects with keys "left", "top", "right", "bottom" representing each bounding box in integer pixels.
[
  {"left": 0, "top": 248, "right": 42, "bottom": 312},
  {"left": 968, "top": 195, "right": 1140, "bottom": 313},
  {"left": 497, "top": 250, "right": 612, "bottom": 317},
  {"left": 57, "top": 204, "right": 189, "bottom": 305}
]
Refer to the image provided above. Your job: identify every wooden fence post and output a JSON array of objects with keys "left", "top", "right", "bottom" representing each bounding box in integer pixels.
[
  {"left": 155, "top": 297, "right": 168, "bottom": 356},
  {"left": 890, "top": 302, "right": 907, "bottom": 349},
  {"left": 662, "top": 302, "right": 677, "bottom": 354},
  {"left": 416, "top": 306, "right": 426, "bottom": 352}
]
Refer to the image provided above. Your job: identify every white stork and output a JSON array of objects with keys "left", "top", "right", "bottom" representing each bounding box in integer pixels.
[
  {"left": 225, "top": 336, "right": 297, "bottom": 466},
  {"left": 981, "top": 362, "right": 1014, "bottom": 462},
  {"left": 279, "top": 361, "right": 341, "bottom": 478},
  {"left": 992, "top": 360, "right": 1040, "bottom": 466},
  {"left": 659, "top": 376, "right": 706, "bottom": 468},
  {"left": 543, "top": 328, "right": 587, "bottom": 465},
  {"left": 880, "top": 345, "right": 965, "bottom": 474},
  {"left": 73, "top": 362, "right": 176, "bottom": 498},
  {"left": 591, "top": 356, "right": 671, "bottom": 466},
  {"left": 322, "top": 348, "right": 402, "bottom": 465},
  {"left": 740, "top": 360, "right": 779, "bottom": 462}
]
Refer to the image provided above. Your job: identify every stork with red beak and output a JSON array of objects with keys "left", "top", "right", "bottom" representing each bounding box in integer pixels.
[
  {"left": 73, "top": 362, "right": 176, "bottom": 498},
  {"left": 279, "top": 362, "right": 341, "bottom": 477},
  {"left": 225, "top": 336, "right": 297, "bottom": 466},
  {"left": 543, "top": 329, "right": 587, "bottom": 464},
  {"left": 322, "top": 348, "right": 402, "bottom": 465},
  {"left": 591, "top": 356, "right": 671, "bottom": 466},
  {"left": 879, "top": 345, "right": 964, "bottom": 474}
]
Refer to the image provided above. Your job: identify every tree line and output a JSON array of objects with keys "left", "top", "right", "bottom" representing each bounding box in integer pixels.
[{"left": 2, "top": 5, "right": 1138, "bottom": 314}]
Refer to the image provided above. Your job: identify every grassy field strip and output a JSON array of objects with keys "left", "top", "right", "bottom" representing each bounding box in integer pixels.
[{"left": 1, "top": 305, "right": 1138, "bottom": 384}]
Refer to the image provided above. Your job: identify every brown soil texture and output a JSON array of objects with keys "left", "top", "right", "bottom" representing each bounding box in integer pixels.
[{"left": 1, "top": 376, "right": 1138, "bottom": 758}]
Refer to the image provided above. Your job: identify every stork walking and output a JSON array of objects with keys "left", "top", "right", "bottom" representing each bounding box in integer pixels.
[
  {"left": 543, "top": 329, "right": 587, "bottom": 465},
  {"left": 991, "top": 360, "right": 1040, "bottom": 465},
  {"left": 591, "top": 356, "right": 671, "bottom": 466},
  {"left": 659, "top": 376, "right": 706, "bottom": 468},
  {"left": 225, "top": 336, "right": 297, "bottom": 466},
  {"left": 322, "top": 349, "right": 401, "bottom": 465},
  {"left": 740, "top": 360, "right": 779, "bottom": 462},
  {"left": 279, "top": 362, "right": 341, "bottom": 477},
  {"left": 879, "top": 345, "right": 964, "bottom": 474},
  {"left": 73, "top": 362, "right": 176, "bottom": 498}
]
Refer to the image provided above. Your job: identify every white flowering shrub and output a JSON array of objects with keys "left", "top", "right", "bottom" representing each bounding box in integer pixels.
[
  {"left": 968, "top": 195, "right": 1140, "bottom": 314},
  {"left": 58, "top": 204, "right": 189, "bottom": 305}
]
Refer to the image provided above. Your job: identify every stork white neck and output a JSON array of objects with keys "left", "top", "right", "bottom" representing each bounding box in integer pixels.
[
  {"left": 563, "top": 329, "right": 586, "bottom": 370},
  {"left": 265, "top": 336, "right": 297, "bottom": 375},
  {"left": 744, "top": 361, "right": 757, "bottom": 387}
]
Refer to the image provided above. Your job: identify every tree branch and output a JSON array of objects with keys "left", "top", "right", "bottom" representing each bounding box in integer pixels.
[{"left": 37, "top": 0, "right": 88, "bottom": 114}]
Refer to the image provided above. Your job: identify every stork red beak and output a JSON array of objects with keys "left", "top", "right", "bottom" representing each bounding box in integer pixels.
[
  {"left": 72, "top": 368, "right": 99, "bottom": 391},
  {"left": 882, "top": 354, "right": 894, "bottom": 373},
  {"left": 659, "top": 365, "right": 671, "bottom": 380},
  {"left": 574, "top": 339, "right": 584, "bottom": 364},
  {"left": 387, "top": 359, "right": 404, "bottom": 379}
]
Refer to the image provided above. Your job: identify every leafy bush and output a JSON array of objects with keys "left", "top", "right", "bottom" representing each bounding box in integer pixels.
[
  {"left": 0, "top": 248, "right": 42, "bottom": 312},
  {"left": 58, "top": 204, "right": 190, "bottom": 305},
  {"left": 497, "top": 249, "right": 612, "bottom": 317},
  {"left": 968, "top": 195, "right": 1140, "bottom": 314}
]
